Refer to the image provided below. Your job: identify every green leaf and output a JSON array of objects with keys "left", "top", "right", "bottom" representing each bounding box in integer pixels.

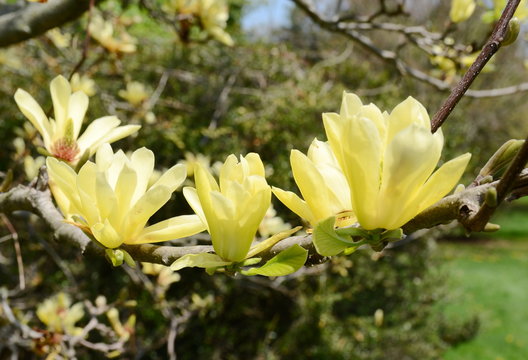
[
  {"left": 170, "top": 253, "right": 232, "bottom": 271},
  {"left": 380, "top": 228, "right": 403, "bottom": 242},
  {"left": 241, "top": 244, "right": 308, "bottom": 277},
  {"left": 122, "top": 249, "right": 136, "bottom": 268},
  {"left": 313, "top": 216, "right": 355, "bottom": 256},
  {"left": 240, "top": 257, "right": 262, "bottom": 266},
  {"left": 335, "top": 226, "right": 368, "bottom": 238}
]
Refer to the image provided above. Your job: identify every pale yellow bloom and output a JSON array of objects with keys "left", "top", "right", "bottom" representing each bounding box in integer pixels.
[
  {"left": 37, "top": 292, "right": 84, "bottom": 335},
  {"left": 47, "top": 28, "right": 71, "bottom": 48},
  {"left": 197, "top": 0, "right": 234, "bottom": 46},
  {"left": 183, "top": 153, "right": 271, "bottom": 262},
  {"left": 450, "top": 0, "right": 476, "bottom": 23},
  {"left": 323, "top": 92, "right": 471, "bottom": 230},
  {"left": 142, "top": 262, "right": 181, "bottom": 288},
  {"left": 118, "top": 81, "right": 149, "bottom": 106},
  {"left": 23, "top": 155, "right": 45, "bottom": 180},
  {"left": 46, "top": 144, "right": 206, "bottom": 248},
  {"left": 89, "top": 14, "right": 137, "bottom": 54},
  {"left": 14, "top": 75, "right": 140, "bottom": 165},
  {"left": 70, "top": 73, "right": 96, "bottom": 97},
  {"left": 273, "top": 138, "right": 355, "bottom": 228},
  {"left": 164, "top": 0, "right": 234, "bottom": 46}
]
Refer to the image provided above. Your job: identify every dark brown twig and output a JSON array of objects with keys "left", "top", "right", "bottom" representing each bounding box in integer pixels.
[{"left": 430, "top": 0, "right": 521, "bottom": 132}]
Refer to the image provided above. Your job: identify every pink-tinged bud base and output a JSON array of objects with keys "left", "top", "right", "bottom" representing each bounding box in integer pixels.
[{"left": 50, "top": 139, "right": 80, "bottom": 163}]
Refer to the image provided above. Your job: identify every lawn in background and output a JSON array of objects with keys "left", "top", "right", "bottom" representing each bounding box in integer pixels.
[{"left": 439, "top": 198, "right": 528, "bottom": 359}]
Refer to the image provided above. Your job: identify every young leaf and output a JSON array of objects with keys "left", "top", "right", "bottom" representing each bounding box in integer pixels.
[
  {"left": 241, "top": 244, "right": 308, "bottom": 277},
  {"left": 313, "top": 216, "right": 355, "bottom": 256},
  {"left": 170, "top": 253, "right": 232, "bottom": 271}
]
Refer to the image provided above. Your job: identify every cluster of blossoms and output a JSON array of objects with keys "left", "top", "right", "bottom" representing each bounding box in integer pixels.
[{"left": 15, "top": 75, "right": 470, "bottom": 275}]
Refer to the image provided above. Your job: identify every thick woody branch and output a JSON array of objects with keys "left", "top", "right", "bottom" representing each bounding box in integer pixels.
[
  {"left": 2, "top": 171, "right": 526, "bottom": 267},
  {"left": 0, "top": 0, "right": 96, "bottom": 48}
]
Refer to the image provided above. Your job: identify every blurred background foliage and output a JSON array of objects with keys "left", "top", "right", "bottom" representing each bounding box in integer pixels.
[{"left": 1, "top": 0, "right": 527, "bottom": 358}]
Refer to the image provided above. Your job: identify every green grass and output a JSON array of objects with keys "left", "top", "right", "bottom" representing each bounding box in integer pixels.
[
  {"left": 438, "top": 202, "right": 528, "bottom": 359},
  {"left": 439, "top": 242, "right": 528, "bottom": 359}
]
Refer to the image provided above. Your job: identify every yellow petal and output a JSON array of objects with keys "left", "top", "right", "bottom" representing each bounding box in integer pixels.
[
  {"left": 77, "top": 116, "right": 121, "bottom": 153},
  {"left": 291, "top": 149, "right": 340, "bottom": 222},
  {"left": 123, "top": 185, "right": 172, "bottom": 239},
  {"left": 387, "top": 96, "right": 431, "bottom": 143},
  {"left": 339, "top": 91, "right": 363, "bottom": 118},
  {"left": 91, "top": 220, "right": 122, "bottom": 248},
  {"left": 50, "top": 75, "right": 71, "bottom": 131},
  {"left": 417, "top": 153, "right": 472, "bottom": 212},
  {"left": 129, "top": 147, "right": 154, "bottom": 204},
  {"left": 272, "top": 187, "right": 315, "bottom": 224},
  {"left": 95, "top": 171, "right": 117, "bottom": 220},
  {"left": 245, "top": 152, "right": 265, "bottom": 177},
  {"left": 150, "top": 164, "right": 186, "bottom": 193},
  {"left": 14, "top": 89, "right": 52, "bottom": 147},
  {"left": 134, "top": 215, "right": 206, "bottom": 244},
  {"left": 376, "top": 124, "right": 443, "bottom": 229},
  {"left": 334, "top": 116, "right": 382, "bottom": 229},
  {"left": 69, "top": 91, "right": 89, "bottom": 139},
  {"left": 46, "top": 157, "right": 82, "bottom": 216},
  {"left": 76, "top": 162, "right": 100, "bottom": 225},
  {"left": 183, "top": 187, "right": 208, "bottom": 228}
]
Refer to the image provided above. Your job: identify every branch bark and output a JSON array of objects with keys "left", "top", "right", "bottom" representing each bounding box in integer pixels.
[
  {"left": 2, "top": 169, "right": 526, "bottom": 267},
  {"left": 0, "top": 0, "right": 96, "bottom": 48}
]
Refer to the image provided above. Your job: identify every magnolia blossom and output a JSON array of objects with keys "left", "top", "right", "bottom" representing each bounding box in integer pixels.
[
  {"left": 70, "top": 73, "right": 96, "bottom": 97},
  {"left": 14, "top": 75, "right": 140, "bottom": 165},
  {"left": 183, "top": 153, "right": 271, "bottom": 262},
  {"left": 46, "top": 144, "right": 205, "bottom": 248},
  {"left": 273, "top": 138, "right": 355, "bottom": 228},
  {"left": 164, "top": 0, "right": 234, "bottom": 46},
  {"left": 323, "top": 92, "right": 471, "bottom": 230},
  {"left": 449, "top": 0, "right": 476, "bottom": 23},
  {"left": 118, "top": 81, "right": 149, "bottom": 106},
  {"left": 89, "top": 14, "right": 137, "bottom": 54},
  {"left": 37, "top": 293, "right": 84, "bottom": 336}
]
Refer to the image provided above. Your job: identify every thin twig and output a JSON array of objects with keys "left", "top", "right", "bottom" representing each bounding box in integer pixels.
[
  {"left": 69, "top": 0, "right": 95, "bottom": 78},
  {"left": 430, "top": 0, "right": 521, "bottom": 132},
  {"left": 1, "top": 213, "right": 25, "bottom": 290}
]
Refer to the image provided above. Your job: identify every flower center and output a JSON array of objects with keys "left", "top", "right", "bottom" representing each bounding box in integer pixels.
[{"left": 50, "top": 138, "right": 80, "bottom": 163}]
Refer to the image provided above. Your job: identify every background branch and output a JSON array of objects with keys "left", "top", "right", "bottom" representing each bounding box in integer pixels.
[{"left": 0, "top": 0, "right": 97, "bottom": 48}]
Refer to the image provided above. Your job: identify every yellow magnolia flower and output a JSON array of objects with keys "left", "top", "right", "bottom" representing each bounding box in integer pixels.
[
  {"left": 70, "top": 73, "right": 96, "bottom": 97},
  {"left": 47, "top": 28, "right": 71, "bottom": 48},
  {"left": 273, "top": 138, "right": 355, "bottom": 228},
  {"left": 449, "top": 0, "right": 476, "bottom": 23},
  {"left": 89, "top": 14, "right": 137, "bottom": 54},
  {"left": 14, "top": 75, "right": 140, "bottom": 165},
  {"left": 323, "top": 92, "right": 471, "bottom": 230},
  {"left": 46, "top": 144, "right": 206, "bottom": 248},
  {"left": 118, "top": 81, "right": 149, "bottom": 106},
  {"left": 197, "top": 0, "right": 234, "bottom": 46},
  {"left": 183, "top": 153, "right": 271, "bottom": 262},
  {"left": 164, "top": 0, "right": 234, "bottom": 46},
  {"left": 37, "top": 292, "right": 84, "bottom": 336}
]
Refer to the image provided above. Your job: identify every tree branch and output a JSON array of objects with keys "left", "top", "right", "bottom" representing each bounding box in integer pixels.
[
  {"left": 0, "top": 0, "right": 96, "bottom": 48},
  {"left": 2, "top": 169, "right": 526, "bottom": 267},
  {"left": 431, "top": 0, "right": 521, "bottom": 132},
  {"left": 291, "top": 0, "right": 527, "bottom": 99}
]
